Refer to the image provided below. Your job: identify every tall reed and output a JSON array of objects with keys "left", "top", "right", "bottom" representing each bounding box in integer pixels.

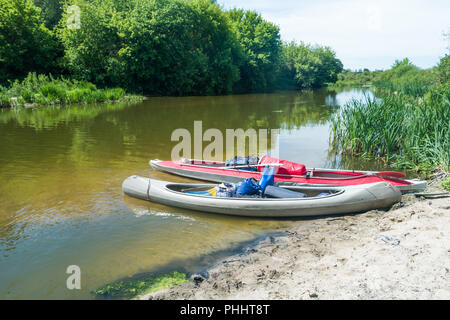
[{"left": 331, "top": 84, "right": 450, "bottom": 171}]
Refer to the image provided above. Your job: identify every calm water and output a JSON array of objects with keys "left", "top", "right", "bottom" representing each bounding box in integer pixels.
[{"left": 0, "top": 88, "right": 379, "bottom": 299}]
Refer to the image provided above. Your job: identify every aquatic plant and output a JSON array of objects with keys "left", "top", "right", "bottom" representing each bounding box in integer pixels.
[
  {"left": 331, "top": 54, "right": 450, "bottom": 173},
  {"left": 330, "top": 83, "right": 450, "bottom": 172},
  {"left": 0, "top": 0, "right": 62, "bottom": 85},
  {"left": 331, "top": 69, "right": 384, "bottom": 88},
  {"left": 0, "top": 91, "right": 10, "bottom": 108},
  {"left": 92, "top": 271, "right": 188, "bottom": 299},
  {"left": 0, "top": 73, "right": 136, "bottom": 107},
  {"left": 442, "top": 176, "right": 450, "bottom": 191}
]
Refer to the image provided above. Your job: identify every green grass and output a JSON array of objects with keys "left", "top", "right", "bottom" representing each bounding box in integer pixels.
[
  {"left": 332, "top": 57, "right": 443, "bottom": 94},
  {"left": 0, "top": 90, "right": 11, "bottom": 106},
  {"left": 92, "top": 271, "right": 188, "bottom": 299},
  {"left": 442, "top": 176, "right": 450, "bottom": 191},
  {"left": 330, "top": 69, "right": 383, "bottom": 88},
  {"left": 0, "top": 73, "right": 139, "bottom": 108},
  {"left": 330, "top": 83, "right": 450, "bottom": 172},
  {"left": 373, "top": 79, "right": 434, "bottom": 97}
]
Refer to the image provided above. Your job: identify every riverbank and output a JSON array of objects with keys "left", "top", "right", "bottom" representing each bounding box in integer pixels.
[
  {"left": 0, "top": 73, "right": 142, "bottom": 108},
  {"left": 139, "top": 174, "right": 450, "bottom": 300}
]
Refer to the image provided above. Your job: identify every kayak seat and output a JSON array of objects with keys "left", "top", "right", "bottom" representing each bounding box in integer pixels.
[{"left": 264, "top": 185, "right": 306, "bottom": 198}]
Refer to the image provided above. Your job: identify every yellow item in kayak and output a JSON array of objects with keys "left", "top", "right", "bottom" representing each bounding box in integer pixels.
[{"left": 207, "top": 187, "right": 216, "bottom": 196}]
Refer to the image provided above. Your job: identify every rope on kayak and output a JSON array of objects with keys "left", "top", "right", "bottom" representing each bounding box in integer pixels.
[{"left": 413, "top": 192, "right": 450, "bottom": 198}]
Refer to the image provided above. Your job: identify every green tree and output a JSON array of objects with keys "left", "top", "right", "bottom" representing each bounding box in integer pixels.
[
  {"left": 58, "top": 0, "right": 135, "bottom": 89},
  {"left": 437, "top": 55, "right": 449, "bottom": 84},
  {"left": 227, "top": 9, "right": 281, "bottom": 92},
  {"left": 186, "top": 0, "right": 243, "bottom": 94},
  {"left": 0, "top": 0, "right": 62, "bottom": 84},
  {"left": 58, "top": 0, "right": 242, "bottom": 95},
  {"left": 383, "top": 58, "right": 418, "bottom": 80},
  {"left": 33, "top": 0, "right": 63, "bottom": 29},
  {"left": 281, "top": 41, "right": 343, "bottom": 89}
]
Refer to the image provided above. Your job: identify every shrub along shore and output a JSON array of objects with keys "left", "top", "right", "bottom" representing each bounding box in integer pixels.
[
  {"left": 0, "top": 73, "right": 143, "bottom": 108},
  {"left": 330, "top": 57, "right": 450, "bottom": 173}
]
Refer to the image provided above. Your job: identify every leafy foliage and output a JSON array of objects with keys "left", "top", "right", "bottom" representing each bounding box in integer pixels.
[
  {"left": 442, "top": 176, "right": 450, "bottom": 191},
  {"left": 0, "top": 0, "right": 62, "bottom": 85},
  {"left": 56, "top": 0, "right": 343, "bottom": 94},
  {"left": 436, "top": 54, "right": 450, "bottom": 84},
  {"left": 57, "top": 0, "right": 243, "bottom": 95},
  {"left": 282, "top": 42, "right": 343, "bottom": 89},
  {"left": 333, "top": 69, "right": 384, "bottom": 87},
  {"left": 33, "top": 0, "right": 63, "bottom": 29},
  {"left": 227, "top": 9, "right": 281, "bottom": 92},
  {"left": 1, "top": 0, "right": 344, "bottom": 98},
  {"left": 0, "top": 72, "right": 135, "bottom": 107},
  {"left": 334, "top": 56, "right": 444, "bottom": 96}
]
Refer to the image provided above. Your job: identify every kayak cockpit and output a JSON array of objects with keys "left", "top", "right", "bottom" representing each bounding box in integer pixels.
[{"left": 165, "top": 183, "right": 342, "bottom": 200}]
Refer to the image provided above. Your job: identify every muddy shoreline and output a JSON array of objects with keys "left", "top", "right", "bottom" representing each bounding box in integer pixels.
[{"left": 138, "top": 176, "right": 450, "bottom": 300}]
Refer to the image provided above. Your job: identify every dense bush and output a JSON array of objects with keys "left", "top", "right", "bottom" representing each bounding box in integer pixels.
[
  {"left": 56, "top": 0, "right": 343, "bottom": 94},
  {"left": 436, "top": 54, "right": 450, "bottom": 84},
  {"left": 282, "top": 42, "right": 343, "bottom": 89},
  {"left": 372, "top": 58, "right": 439, "bottom": 97},
  {"left": 331, "top": 56, "right": 450, "bottom": 172},
  {"left": 0, "top": 0, "right": 62, "bottom": 85},
  {"left": 1, "top": 0, "right": 344, "bottom": 98},
  {"left": 333, "top": 69, "right": 384, "bottom": 87},
  {"left": 58, "top": 0, "right": 243, "bottom": 95},
  {"left": 227, "top": 9, "right": 281, "bottom": 93},
  {"left": 334, "top": 57, "right": 443, "bottom": 95},
  {"left": 33, "top": 0, "right": 63, "bottom": 29},
  {"left": 0, "top": 73, "right": 129, "bottom": 107}
]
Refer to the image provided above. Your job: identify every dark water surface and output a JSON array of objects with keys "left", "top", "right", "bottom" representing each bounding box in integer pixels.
[{"left": 0, "top": 88, "right": 378, "bottom": 299}]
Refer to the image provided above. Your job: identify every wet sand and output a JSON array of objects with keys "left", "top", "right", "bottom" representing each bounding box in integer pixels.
[{"left": 139, "top": 175, "right": 450, "bottom": 300}]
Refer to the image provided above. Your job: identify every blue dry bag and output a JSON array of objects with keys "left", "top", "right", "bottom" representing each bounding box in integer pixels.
[
  {"left": 236, "top": 178, "right": 261, "bottom": 196},
  {"left": 258, "top": 165, "right": 275, "bottom": 194}
]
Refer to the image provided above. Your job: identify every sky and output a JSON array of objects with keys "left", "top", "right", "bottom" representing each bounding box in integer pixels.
[{"left": 218, "top": 0, "right": 450, "bottom": 70}]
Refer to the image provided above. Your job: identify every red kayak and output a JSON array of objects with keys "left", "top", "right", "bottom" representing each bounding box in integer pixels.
[{"left": 149, "top": 155, "right": 427, "bottom": 193}]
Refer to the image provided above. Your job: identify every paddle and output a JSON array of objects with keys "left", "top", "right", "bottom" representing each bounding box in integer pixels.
[{"left": 372, "top": 171, "right": 406, "bottom": 178}]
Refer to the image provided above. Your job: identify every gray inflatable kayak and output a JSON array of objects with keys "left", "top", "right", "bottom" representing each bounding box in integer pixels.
[{"left": 122, "top": 176, "right": 401, "bottom": 217}]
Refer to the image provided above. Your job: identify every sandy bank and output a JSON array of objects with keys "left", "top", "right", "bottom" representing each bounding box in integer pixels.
[{"left": 139, "top": 178, "right": 450, "bottom": 300}]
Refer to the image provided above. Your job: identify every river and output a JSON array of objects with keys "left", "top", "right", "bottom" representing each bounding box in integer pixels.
[{"left": 0, "top": 88, "right": 379, "bottom": 299}]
